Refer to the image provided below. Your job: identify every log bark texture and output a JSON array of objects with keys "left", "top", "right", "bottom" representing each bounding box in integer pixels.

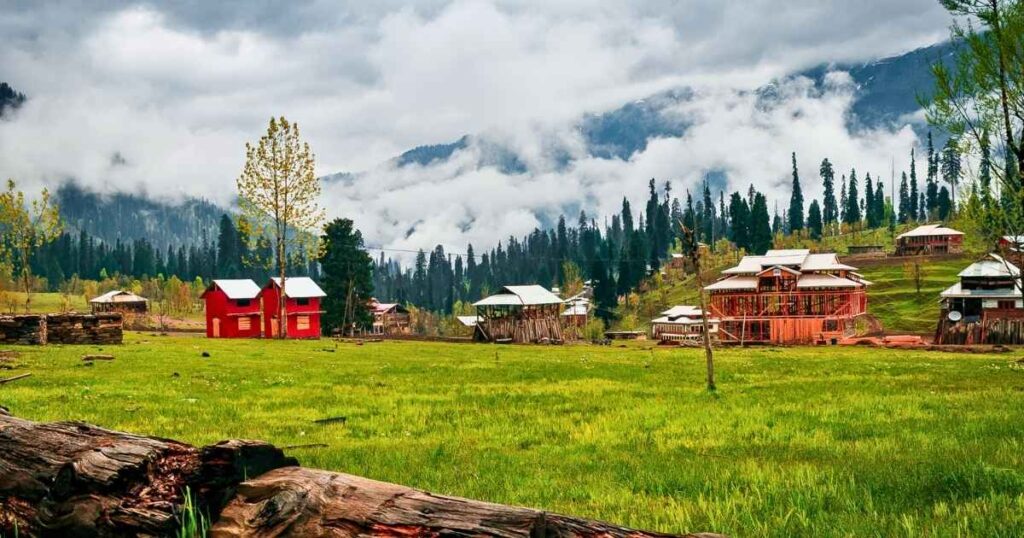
[
  {"left": 212, "top": 467, "right": 724, "bottom": 538},
  {"left": 0, "top": 413, "right": 724, "bottom": 538},
  {"left": 0, "top": 411, "right": 296, "bottom": 537}
]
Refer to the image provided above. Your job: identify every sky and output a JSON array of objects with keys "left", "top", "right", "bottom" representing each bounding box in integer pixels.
[{"left": 0, "top": 0, "right": 954, "bottom": 254}]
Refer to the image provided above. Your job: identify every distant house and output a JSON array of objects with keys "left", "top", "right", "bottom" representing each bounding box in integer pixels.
[
  {"left": 560, "top": 286, "right": 592, "bottom": 330},
  {"left": 201, "top": 279, "right": 262, "bottom": 338},
  {"left": 473, "top": 285, "right": 564, "bottom": 343},
  {"left": 937, "top": 254, "right": 1024, "bottom": 344},
  {"left": 895, "top": 224, "right": 964, "bottom": 256},
  {"left": 997, "top": 235, "right": 1024, "bottom": 252},
  {"left": 89, "top": 290, "right": 149, "bottom": 314},
  {"left": 651, "top": 305, "right": 719, "bottom": 343},
  {"left": 261, "top": 277, "right": 326, "bottom": 339},
  {"left": 369, "top": 298, "right": 411, "bottom": 336},
  {"left": 705, "top": 249, "right": 871, "bottom": 344}
]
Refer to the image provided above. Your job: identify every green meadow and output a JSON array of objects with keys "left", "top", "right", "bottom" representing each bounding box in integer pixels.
[{"left": 3, "top": 334, "right": 1023, "bottom": 537}]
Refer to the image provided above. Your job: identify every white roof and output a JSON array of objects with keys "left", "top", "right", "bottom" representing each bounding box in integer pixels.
[
  {"left": 269, "top": 277, "right": 326, "bottom": 298},
  {"left": 704, "top": 276, "right": 758, "bottom": 291},
  {"left": 473, "top": 285, "right": 563, "bottom": 307},
  {"left": 660, "top": 305, "right": 704, "bottom": 318},
  {"left": 89, "top": 290, "right": 148, "bottom": 304},
  {"left": 562, "top": 304, "right": 589, "bottom": 316},
  {"left": 896, "top": 224, "right": 964, "bottom": 240},
  {"left": 720, "top": 250, "right": 858, "bottom": 276},
  {"left": 457, "top": 315, "right": 481, "bottom": 327},
  {"left": 801, "top": 253, "right": 857, "bottom": 272},
  {"left": 958, "top": 255, "right": 1020, "bottom": 278},
  {"left": 795, "top": 274, "right": 863, "bottom": 289},
  {"left": 208, "top": 279, "right": 261, "bottom": 300},
  {"left": 940, "top": 282, "right": 1021, "bottom": 299},
  {"left": 652, "top": 316, "right": 713, "bottom": 325}
]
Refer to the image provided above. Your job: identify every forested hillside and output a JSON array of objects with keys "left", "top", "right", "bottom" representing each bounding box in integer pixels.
[{"left": 0, "top": 82, "right": 25, "bottom": 117}]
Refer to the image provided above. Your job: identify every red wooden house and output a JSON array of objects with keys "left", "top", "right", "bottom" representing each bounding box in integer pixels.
[
  {"left": 704, "top": 249, "right": 871, "bottom": 345},
  {"left": 895, "top": 224, "right": 964, "bottom": 256},
  {"left": 261, "top": 277, "right": 326, "bottom": 339},
  {"left": 200, "top": 279, "right": 263, "bottom": 338}
]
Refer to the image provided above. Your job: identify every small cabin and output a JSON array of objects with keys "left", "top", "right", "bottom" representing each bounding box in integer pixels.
[
  {"left": 895, "top": 224, "right": 964, "bottom": 256},
  {"left": 651, "top": 305, "right": 719, "bottom": 343},
  {"left": 261, "top": 277, "right": 326, "bottom": 339},
  {"left": 369, "top": 298, "right": 411, "bottom": 336},
  {"left": 200, "top": 279, "right": 262, "bottom": 338},
  {"left": 936, "top": 254, "right": 1024, "bottom": 344},
  {"left": 473, "top": 285, "right": 564, "bottom": 343},
  {"left": 89, "top": 290, "right": 148, "bottom": 314}
]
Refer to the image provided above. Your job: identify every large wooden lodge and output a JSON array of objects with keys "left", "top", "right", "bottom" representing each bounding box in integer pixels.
[{"left": 704, "top": 249, "right": 871, "bottom": 344}]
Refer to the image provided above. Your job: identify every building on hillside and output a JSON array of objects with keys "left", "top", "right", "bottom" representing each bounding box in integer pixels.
[
  {"left": 667, "top": 253, "right": 686, "bottom": 271},
  {"left": 935, "top": 254, "right": 1024, "bottom": 344},
  {"left": 651, "top": 305, "right": 719, "bottom": 343},
  {"left": 560, "top": 284, "right": 593, "bottom": 330},
  {"left": 89, "top": 290, "right": 149, "bottom": 314},
  {"left": 368, "top": 298, "right": 411, "bottom": 336},
  {"left": 846, "top": 245, "right": 885, "bottom": 258},
  {"left": 895, "top": 224, "right": 964, "bottom": 256},
  {"left": 261, "top": 277, "right": 326, "bottom": 339},
  {"left": 200, "top": 279, "right": 262, "bottom": 338},
  {"left": 472, "top": 285, "right": 564, "bottom": 343},
  {"left": 997, "top": 235, "right": 1024, "bottom": 252},
  {"left": 704, "top": 249, "right": 871, "bottom": 344}
]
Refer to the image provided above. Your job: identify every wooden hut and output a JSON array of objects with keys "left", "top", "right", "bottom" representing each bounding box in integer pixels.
[
  {"left": 651, "top": 305, "right": 719, "bottom": 343},
  {"left": 705, "top": 249, "right": 871, "bottom": 344},
  {"left": 261, "top": 277, "right": 326, "bottom": 339},
  {"left": 895, "top": 224, "right": 964, "bottom": 256},
  {"left": 846, "top": 245, "right": 885, "bottom": 258},
  {"left": 473, "top": 285, "right": 564, "bottom": 343},
  {"left": 368, "top": 298, "right": 411, "bottom": 336},
  {"left": 935, "top": 254, "right": 1024, "bottom": 344},
  {"left": 200, "top": 279, "right": 262, "bottom": 338},
  {"left": 89, "top": 290, "right": 148, "bottom": 314}
]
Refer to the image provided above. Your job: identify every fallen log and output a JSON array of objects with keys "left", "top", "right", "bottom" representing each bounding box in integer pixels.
[
  {"left": 82, "top": 354, "right": 116, "bottom": 361},
  {"left": 212, "top": 467, "right": 724, "bottom": 538},
  {"left": 0, "top": 373, "right": 30, "bottom": 385},
  {"left": 0, "top": 413, "right": 725, "bottom": 538}
]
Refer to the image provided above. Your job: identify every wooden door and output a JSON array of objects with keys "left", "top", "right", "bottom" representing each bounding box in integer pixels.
[
  {"left": 212, "top": 317, "right": 221, "bottom": 338},
  {"left": 271, "top": 318, "right": 279, "bottom": 337}
]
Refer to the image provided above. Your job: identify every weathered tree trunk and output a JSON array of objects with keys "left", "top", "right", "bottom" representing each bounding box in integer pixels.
[
  {"left": 0, "top": 412, "right": 725, "bottom": 538},
  {"left": 212, "top": 467, "right": 723, "bottom": 538},
  {"left": 0, "top": 411, "right": 296, "bottom": 537}
]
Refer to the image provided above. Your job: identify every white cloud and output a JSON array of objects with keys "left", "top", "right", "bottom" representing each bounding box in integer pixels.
[{"left": 0, "top": 0, "right": 951, "bottom": 254}]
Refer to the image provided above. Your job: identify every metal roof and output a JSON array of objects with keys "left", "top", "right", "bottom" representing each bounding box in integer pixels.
[
  {"left": 561, "top": 304, "right": 589, "bottom": 316},
  {"left": 268, "top": 277, "right": 326, "bottom": 298},
  {"left": 801, "top": 253, "right": 857, "bottom": 271},
  {"left": 660, "top": 305, "right": 704, "bottom": 318},
  {"left": 795, "top": 274, "right": 862, "bottom": 289},
  {"left": 958, "top": 255, "right": 1020, "bottom": 278},
  {"left": 720, "top": 250, "right": 857, "bottom": 275},
  {"left": 89, "top": 290, "right": 148, "bottom": 304},
  {"left": 940, "top": 282, "right": 1021, "bottom": 299},
  {"left": 896, "top": 223, "right": 964, "bottom": 239},
  {"left": 473, "top": 285, "right": 563, "bottom": 307},
  {"left": 457, "top": 315, "right": 481, "bottom": 327},
  {"left": 205, "top": 279, "right": 262, "bottom": 300},
  {"left": 704, "top": 276, "right": 758, "bottom": 291}
]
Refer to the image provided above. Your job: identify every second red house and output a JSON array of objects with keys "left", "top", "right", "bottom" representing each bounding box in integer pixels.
[
  {"left": 201, "top": 279, "right": 263, "bottom": 338},
  {"left": 261, "top": 277, "right": 327, "bottom": 338}
]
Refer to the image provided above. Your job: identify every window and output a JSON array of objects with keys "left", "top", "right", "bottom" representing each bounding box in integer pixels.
[
  {"left": 238, "top": 317, "right": 251, "bottom": 331},
  {"left": 296, "top": 297, "right": 310, "bottom": 306},
  {"left": 297, "top": 315, "right": 310, "bottom": 330},
  {"left": 236, "top": 299, "right": 251, "bottom": 307},
  {"left": 998, "top": 300, "right": 1016, "bottom": 310}
]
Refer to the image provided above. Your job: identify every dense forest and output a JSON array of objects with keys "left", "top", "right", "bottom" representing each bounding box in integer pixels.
[{"left": 0, "top": 82, "right": 25, "bottom": 117}]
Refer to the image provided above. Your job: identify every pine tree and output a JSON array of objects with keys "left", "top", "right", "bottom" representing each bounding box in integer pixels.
[
  {"left": 839, "top": 175, "right": 848, "bottom": 224},
  {"left": 909, "top": 149, "right": 919, "bottom": 221},
  {"left": 319, "top": 218, "right": 374, "bottom": 335},
  {"left": 898, "top": 172, "right": 910, "bottom": 223},
  {"left": 807, "top": 200, "right": 823, "bottom": 239},
  {"left": 941, "top": 139, "right": 961, "bottom": 213},
  {"left": 845, "top": 170, "right": 861, "bottom": 225},
  {"left": 750, "top": 193, "right": 773, "bottom": 254},
  {"left": 875, "top": 178, "right": 886, "bottom": 226},
  {"left": 728, "top": 192, "right": 750, "bottom": 252},
  {"left": 788, "top": 152, "right": 804, "bottom": 232},
  {"left": 980, "top": 131, "right": 993, "bottom": 208},
  {"left": 821, "top": 158, "right": 838, "bottom": 227},
  {"left": 865, "top": 174, "right": 876, "bottom": 228}
]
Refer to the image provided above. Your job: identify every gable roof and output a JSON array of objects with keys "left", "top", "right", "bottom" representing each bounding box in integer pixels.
[
  {"left": 958, "top": 254, "right": 1020, "bottom": 278},
  {"left": 203, "top": 279, "right": 261, "bottom": 300},
  {"left": 896, "top": 223, "right": 964, "bottom": 240},
  {"left": 89, "top": 290, "right": 148, "bottom": 304},
  {"left": 473, "top": 285, "right": 563, "bottom": 307},
  {"left": 720, "top": 250, "right": 857, "bottom": 276},
  {"left": 267, "top": 277, "right": 326, "bottom": 298}
]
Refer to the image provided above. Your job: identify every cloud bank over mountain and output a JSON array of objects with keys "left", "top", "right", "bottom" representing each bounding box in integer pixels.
[{"left": 0, "top": 0, "right": 951, "bottom": 253}]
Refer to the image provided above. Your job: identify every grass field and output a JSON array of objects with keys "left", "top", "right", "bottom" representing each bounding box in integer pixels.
[{"left": 3, "top": 334, "right": 1023, "bottom": 536}]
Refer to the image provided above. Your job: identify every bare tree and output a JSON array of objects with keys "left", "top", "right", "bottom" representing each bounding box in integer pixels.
[{"left": 681, "top": 224, "right": 715, "bottom": 392}]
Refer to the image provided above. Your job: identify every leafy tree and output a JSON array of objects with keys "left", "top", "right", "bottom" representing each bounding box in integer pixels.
[
  {"left": 788, "top": 152, "right": 804, "bottom": 232},
  {"left": 319, "top": 218, "right": 373, "bottom": 335},
  {"left": 0, "top": 180, "right": 62, "bottom": 311},
  {"left": 236, "top": 117, "right": 325, "bottom": 338}
]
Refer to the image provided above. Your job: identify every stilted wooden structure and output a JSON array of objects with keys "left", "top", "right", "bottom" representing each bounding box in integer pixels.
[{"left": 473, "top": 285, "right": 564, "bottom": 343}]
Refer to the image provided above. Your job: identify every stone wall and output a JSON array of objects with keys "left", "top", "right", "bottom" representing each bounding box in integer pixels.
[
  {"left": 0, "top": 315, "right": 45, "bottom": 345},
  {"left": 46, "top": 313, "right": 123, "bottom": 345},
  {"left": 0, "top": 313, "right": 123, "bottom": 345}
]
